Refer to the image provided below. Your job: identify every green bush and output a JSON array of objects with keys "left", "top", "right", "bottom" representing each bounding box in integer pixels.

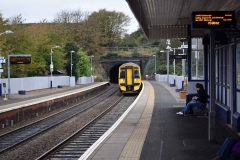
[
  {"left": 106, "top": 52, "right": 118, "bottom": 57},
  {"left": 94, "top": 73, "right": 104, "bottom": 82}
]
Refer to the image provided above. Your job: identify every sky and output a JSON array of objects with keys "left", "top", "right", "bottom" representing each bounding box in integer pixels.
[{"left": 0, "top": 0, "right": 139, "bottom": 34}]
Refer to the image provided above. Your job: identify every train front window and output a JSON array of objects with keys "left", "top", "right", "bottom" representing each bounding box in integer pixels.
[
  {"left": 120, "top": 70, "right": 125, "bottom": 78},
  {"left": 134, "top": 70, "right": 140, "bottom": 78}
]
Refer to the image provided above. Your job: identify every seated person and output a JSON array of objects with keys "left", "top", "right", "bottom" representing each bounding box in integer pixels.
[
  {"left": 176, "top": 83, "right": 207, "bottom": 116},
  {"left": 213, "top": 137, "right": 240, "bottom": 160},
  {"left": 188, "top": 83, "right": 205, "bottom": 114}
]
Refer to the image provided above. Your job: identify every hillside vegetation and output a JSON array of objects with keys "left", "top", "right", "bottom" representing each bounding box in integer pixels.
[{"left": 0, "top": 9, "right": 185, "bottom": 80}]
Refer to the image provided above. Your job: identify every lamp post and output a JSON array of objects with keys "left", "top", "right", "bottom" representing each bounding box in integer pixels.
[
  {"left": 160, "top": 50, "right": 169, "bottom": 83},
  {"left": 173, "top": 48, "right": 175, "bottom": 85},
  {"left": 172, "top": 48, "right": 177, "bottom": 85},
  {"left": 153, "top": 54, "right": 156, "bottom": 75},
  {"left": 90, "top": 55, "right": 94, "bottom": 83},
  {"left": 0, "top": 30, "right": 13, "bottom": 97},
  {"left": 166, "top": 43, "right": 171, "bottom": 84},
  {"left": 50, "top": 46, "right": 60, "bottom": 88},
  {"left": 153, "top": 54, "right": 156, "bottom": 79},
  {"left": 160, "top": 39, "right": 171, "bottom": 83},
  {"left": 90, "top": 55, "right": 94, "bottom": 76},
  {"left": 181, "top": 41, "right": 186, "bottom": 76},
  {"left": 70, "top": 51, "right": 75, "bottom": 77}
]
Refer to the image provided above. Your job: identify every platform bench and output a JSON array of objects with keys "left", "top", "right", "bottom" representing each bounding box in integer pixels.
[{"left": 193, "top": 103, "right": 209, "bottom": 117}]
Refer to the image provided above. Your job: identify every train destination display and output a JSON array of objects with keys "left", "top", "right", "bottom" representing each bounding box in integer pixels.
[
  {"left": 170, "top": 55, "right": 187, "bottom": 59},
  {"left": 10, "top": 57, "right": 31, "bottom": 64},
  {"left": 192, "top": 11, "right": 235, "bottom": 29}
]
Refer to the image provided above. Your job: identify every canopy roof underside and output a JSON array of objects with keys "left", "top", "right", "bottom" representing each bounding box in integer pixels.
[{"left": 126, "top": 0, "right": 240, "bottom": 39}]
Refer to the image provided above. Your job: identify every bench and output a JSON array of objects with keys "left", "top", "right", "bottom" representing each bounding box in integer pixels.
[
  {"left": 186, "top": 94, "right": 209, "bottom": 117},
  {"left": 193, "top": 103, "right": 209, "bottom": 117}
]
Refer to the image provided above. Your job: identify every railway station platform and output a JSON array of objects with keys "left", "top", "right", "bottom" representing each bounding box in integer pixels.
[
  {"left": 83, "top": 81, "right": 240, "bottom": 160},
  {"left": 0, "top": 81, "right": 239, "bottom": 160},
  {"left": 0, "top": 82, "right": 106, "bottom": 107}
]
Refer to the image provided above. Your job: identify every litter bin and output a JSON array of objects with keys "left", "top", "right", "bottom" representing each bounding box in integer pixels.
[
  {"left": 58, "top": 85, "right": 63, "bottom": 88},
  {"left": 18, "top": 90, "right": 26, "bottom": 95}
]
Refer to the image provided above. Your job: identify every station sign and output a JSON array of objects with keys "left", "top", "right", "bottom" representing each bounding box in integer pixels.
[
  {"left": 10, "top": 57, "right": 31, "bottom": 64},
  {"left": 0, "top": 57, "right": 6, "bottom": 64},
  {"left": 192, "top": 11, "right": 236, "bottom": 29},
  {"left": 170, "top": 55, "right": 187, "bottom": 59}
]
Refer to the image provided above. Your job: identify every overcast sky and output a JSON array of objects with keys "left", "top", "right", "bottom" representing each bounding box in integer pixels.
[{"left": 0, "top": 0, "right": 139, "bottom": 34}]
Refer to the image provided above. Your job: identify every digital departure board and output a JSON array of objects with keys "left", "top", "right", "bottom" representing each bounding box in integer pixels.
[
  {"left": 170, "top": 55, "right": 187, "bottom": 59},
  {"left": 192, "top": 11, "right": 235, "bottom": 29},
  {"left": 10, "top": 57, "right": 31, "bottom": 64}
]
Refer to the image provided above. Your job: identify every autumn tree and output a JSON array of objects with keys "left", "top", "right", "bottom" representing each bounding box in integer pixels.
[
  {"left": 87, "top": 9, "right": 131, "bottom": 48},
  {"left": 53, "top": 9, "right": 131, "bottom": 57},
  {"left": 53, "top": 9, "right": 89, "bottom": 45},
  {"left": 0, "top": 14, "right": 31, "bottom": 77},
  {"left": 0, "top": 8, "right": 135, "bottom": 79},
  {"left": 1, "top": 14, "right": 67, "bottom": 77},
  {"left": 0, "top": 11, "right": 10, "bottom": 55},
  {"left": 0, "top": 12, "right": 11, "bottom": 78},
  {"left": 0, "top": 12, "right": 9, "bottom": 32},
  {"left": 53, "top": 9, "right": 89, "bottom": 23},
  {"left": 24, "top": 22, "right": 53, "bottom": 76}
]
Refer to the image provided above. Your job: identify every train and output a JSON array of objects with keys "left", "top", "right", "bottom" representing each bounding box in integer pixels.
[{"left": 118, "top": 62, "right": 142, "bottom": 94}]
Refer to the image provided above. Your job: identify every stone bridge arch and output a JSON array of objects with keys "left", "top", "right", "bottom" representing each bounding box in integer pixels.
[{"left": 100, "top": 56, "right": 150, "bottom": 83}]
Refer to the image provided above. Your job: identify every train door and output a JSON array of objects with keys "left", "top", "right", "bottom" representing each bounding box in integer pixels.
[{"left": 126, "top": 67, "right": 133, "bottom": 86}]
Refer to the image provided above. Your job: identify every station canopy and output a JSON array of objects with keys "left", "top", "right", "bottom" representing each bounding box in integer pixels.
[{"left": 126, "top": 0, "right": 240, "bottom": 39}]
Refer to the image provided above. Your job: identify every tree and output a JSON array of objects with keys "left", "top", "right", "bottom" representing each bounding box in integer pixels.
[
  {"left": 78, "top": 51, "right": 91, "bottom": 77},
  {"left": 0, "top": 12, "right": 11, "bottom": 78},
  {"left": 53, "top": 9, "right": 89, "bottom": 23},
  {"left": 129, "top": 28, "right": 148, "bottom": 46},
  {"left": 88, "top": 9, "right": 130, "bottom": 48},
  {"left": 1, "top": 14, "right": 68, "bottom": 77},
  {"left": 63, "top": 41, "right": 80, "bottom": 80},
  {"left": 0, "top": 12, "right": 9, "bottom": 31},
  {"left": 25, "top": 22, "right": 54, "bottom": 76},
  {"left": 1, "top": 14, "right": 30, "bottom": 77},
  {"left": 53, "top": 9, "right": 101, "bottom": 56},
  {"left": 0, "top": 12, "right": 10, "bottom": 55}
]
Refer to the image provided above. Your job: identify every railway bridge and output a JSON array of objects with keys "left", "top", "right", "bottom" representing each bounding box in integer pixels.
[{"left": 100, "top": 56, "right": 150, "bottom": 83}]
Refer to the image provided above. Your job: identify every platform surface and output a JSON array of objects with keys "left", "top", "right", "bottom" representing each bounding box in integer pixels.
[
  {"left": 84, "top": 81, "right": 239, "bottom": 160},
  {"left": 0, "top": 81, "right": 238, "bottom": 160},
  {"left": 0, "top": 82, "right": 107, "bottom": 113}
]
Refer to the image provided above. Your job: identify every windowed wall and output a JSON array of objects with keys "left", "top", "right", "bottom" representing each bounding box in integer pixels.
[
  {"left": 216, "top": 46, "right": 230, "bottom": 107},
  {"left": 236, "top": 43, "right": 240, "bottom": 112},
  {"left": 191, "top": 38, "right": 204, "bottom": 80}
]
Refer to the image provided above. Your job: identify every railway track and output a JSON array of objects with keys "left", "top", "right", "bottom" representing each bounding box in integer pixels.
[
  {"left": 36, "top": 96, "right": 136, "bottom": 160},
  {"left": 0, "top": 84, "right": 119, "bottom": 154}
]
